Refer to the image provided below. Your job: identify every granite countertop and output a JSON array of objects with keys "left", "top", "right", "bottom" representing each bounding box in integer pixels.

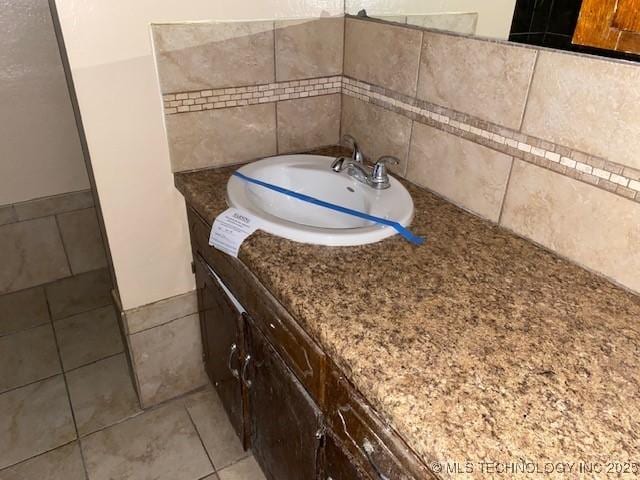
[{"left": 175, "top": 150, "right": 640, "bottom": 479}]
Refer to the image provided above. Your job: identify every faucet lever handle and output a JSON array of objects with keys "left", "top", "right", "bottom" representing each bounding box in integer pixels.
[
  {"left": 371, "top": 156, "right": 400, "bottom": 189},
  {"left": 375, "top": 155, "right": 399, "bottom": 167}
]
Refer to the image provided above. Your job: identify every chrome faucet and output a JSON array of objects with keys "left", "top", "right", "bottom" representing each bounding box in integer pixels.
[
  {"left": 331, "top": 136, "right": 399, "bottom": 190},
  {"left": 331, "top": 134, "right": 363, "bottom": 175}
]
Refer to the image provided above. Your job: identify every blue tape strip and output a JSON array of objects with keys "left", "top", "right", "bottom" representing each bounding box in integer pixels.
[{"left": 232, "top": 170, "right": 424, "bottom": 245}]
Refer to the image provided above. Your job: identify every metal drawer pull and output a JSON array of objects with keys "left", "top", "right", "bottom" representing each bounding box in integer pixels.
[
  {"left": 241, "top": 354, "right": 252, "bottom": 388},
  {"left": 228, "top": 343, "right": 239, "bottom": 379},
  {"left": 338, "top": 409, "right": 390, "bottom": 480}
]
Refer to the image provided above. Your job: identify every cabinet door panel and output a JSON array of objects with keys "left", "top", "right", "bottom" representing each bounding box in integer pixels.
[
  {"left": 573, "top": 0, "right": 640, "bottom": 54},
  {"left": 324, "top": 433, "right": 371, "bottom": 480},
  {"left": 195, "top": 255, "right": 244, "bottom": 441},
  {"left": 246, "top": 318, "right": 323, "bottom": 480}
]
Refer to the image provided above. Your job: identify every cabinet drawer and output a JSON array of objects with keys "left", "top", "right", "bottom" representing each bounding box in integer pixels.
[
  {"left": 326, "top": 366, "right": 437, "bottom": 480},
  {"left": 187, "top": 207, "right": 326, "bottom": 404}
]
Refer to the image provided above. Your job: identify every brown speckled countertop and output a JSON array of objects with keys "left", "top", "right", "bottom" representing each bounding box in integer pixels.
[{"left": 175, "top": 151, "right": 640, "bottom": 479}]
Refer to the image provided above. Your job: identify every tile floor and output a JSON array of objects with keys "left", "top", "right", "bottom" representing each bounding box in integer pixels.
[{"left": 0, "top": 268, "right": 266, "bottom": 480}]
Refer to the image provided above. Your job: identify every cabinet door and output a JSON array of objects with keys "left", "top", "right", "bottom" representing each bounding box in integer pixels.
[
  {"left": 195, "top": 255, "right": 245, "bottom": 442},
  {"left": 324, "top": 433, "right": 371, "bottom": 480},
  {"left": 245, "top": 317, "right": 323, "bottom": 480},
  {"left": 573, "top": 0, "right": 640, "bottom": 54}
]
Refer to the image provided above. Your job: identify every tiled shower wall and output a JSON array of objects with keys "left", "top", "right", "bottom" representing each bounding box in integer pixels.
[{"left": 153, "top": 16, "right": 640, "bottom": 292}]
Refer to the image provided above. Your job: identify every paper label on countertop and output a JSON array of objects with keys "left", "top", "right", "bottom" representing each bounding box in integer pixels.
[{"left": 209, "top": 208, "right": 262, "bottom": 258}]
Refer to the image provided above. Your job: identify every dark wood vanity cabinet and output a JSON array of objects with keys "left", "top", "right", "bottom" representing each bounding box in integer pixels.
[
  {"left": 194, "top": 255, "right": 246, "bottom": 445},
  {"left": 245, "top": 316, "right": 324, "bottom": 480},
  {"left": 188, "top": 206, "right": 435, "bottom": 480},
  {"left": 323, "top": 433, "right": 373, "bottom": 480}
]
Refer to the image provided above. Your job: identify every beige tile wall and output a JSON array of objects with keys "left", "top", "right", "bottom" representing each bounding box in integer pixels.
[
  {"left": 0, "top": 190, "right": 107, "bottom": 294},
  {"left": 154, "top": 19, "right": 344, "bottom": 172},
  {"left": 344, "top": 17, "right": 422, "bottom": 97},
  {"left": 501, "top": 161, "right": 640, "bottom": 293},
  {"left": 521, "top": 51, "right": 640, "bottom": 170},
  {"left": 417, "top": 32, "right": 537, "bottom": 129},
  {"left": 339, "top": 16, "right": 640, "bottom": 294},
  {"left": 119, "top": 289, "right": 204, "bottom": 408},
  {"left": 275, "top": 18, "right": 344, "bottom": 81},
  {"left": 277, "top": 94, "right": 341, "bottom": 154},
  {"left": 129, "top": 311, "right": 207, "bottom": 408},
  {"left": 341, "top": 94, "right": 412, "bottom": 174},
  {"left": 407, "top": 123, "right": 513, "bottom": 222},
  {"left": 152, "top": 21, "right": 275, "bottom": 94},
  {"left": 154, "top": 15, "right": 640, "bottom": 297},
  {"left": 166, "top": 104, "right": 277, "bottom": 172}
]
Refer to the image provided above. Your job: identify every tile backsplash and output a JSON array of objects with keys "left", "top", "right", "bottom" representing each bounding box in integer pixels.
[
  {"left": 152, "top": 19, "right": 344, "bottom": 172},
  {"left": 152, "top": 15, "right": 640, "bottom": 294}
]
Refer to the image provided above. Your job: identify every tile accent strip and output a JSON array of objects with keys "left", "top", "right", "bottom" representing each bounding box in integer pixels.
[
  {"left": 162, "top": 74, "right": 640, "bottom": 204},
  {"left": 340, "top": 76, "right": 640, "bottom": 204},
  {"left": 163, "top": 75, "right": 342, "bottom": 115}
]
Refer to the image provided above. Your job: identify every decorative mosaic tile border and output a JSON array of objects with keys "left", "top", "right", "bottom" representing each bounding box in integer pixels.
[
  {"left": 163, "top": 75, "right": 342, "bottom": 115},
  {"left": 341, "top": 76, "right": 640, "bottom": 203},
  {"left": 162, "top": 73, "right": 640, "bottom": 203}
]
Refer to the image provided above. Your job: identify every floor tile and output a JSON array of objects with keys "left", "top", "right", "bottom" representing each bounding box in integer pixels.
[
  {"left": 130, "top": 313, "right": 207, "bottom": 408},
  {"left": 0, "top": 324, "right": 61, "bottom": 392},
  {"left": 66, "top": 354, "right": 140, "bottom": 436},
  {"left": 57, "top": 208, "right": 107, "bottom": 275},
  {"left": 54, "top": 305, "right": 123, "bottom": 371},
  {"left": 0, "top": 217, "right": 70, "bottom": 294},
  {"left": 82, "top": 402, "right": 213, "bottom": 480},
  {"left": 46, "top": 268, "right": 112, "bottom": 320},
  {"left": 0, "top": 442, "right": 85, "bottom": 480},
  {"left": 217, "top": 456, "right": 266, "bottom": 480},
  {"left": 0, "top": 376, "right": 76, "bottom": 469},
  {"left": 184, "top": 388, "right": 248, "bottom": 470},
  {"left": 0, "top": 286, "right": 49, "bottom": 336}
]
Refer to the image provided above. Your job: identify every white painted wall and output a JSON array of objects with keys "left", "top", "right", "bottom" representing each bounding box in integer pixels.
[
  {"left": 346, "top": 0, "right": 517, "bottom": 39},
  {"left": 52, "top": 0, "right": 343, "bottom": 310},
  {"left": 0, "top": 0, "right": 89, "bottom": 205}
]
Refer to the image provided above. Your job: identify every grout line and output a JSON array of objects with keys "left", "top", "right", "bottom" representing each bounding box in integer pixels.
[
  {"left": 498, "top": 156, "right": 517, "bottom": 225},
  {"left": 4, "top": 189, "right": 94, "bottom": 223},
  {"left": 0, "top": 371, "right": 61, "bottom": 397},
  {"left": 0, "top": 439, "right": 78, "bottom": 473},
  {"left": 342, "top": 13, "right": 347, "bottom": 75},
  {"left": 272, "top": 20, "right": 278, "bottom": 83},
  {"left": 274, "top": 101, "right": 280, "bottom": 154},
  {"left": 66, "top": 384, "right": 207, "bottom": 443},
  {"left": 51, "top": 299, "right": 114, "bottom": 324},
  {"left": 62, "top": 350, "right": 124, "bottom": 375},
  {"left": 44, "top": 288, "right": 91, "bottom": 479},
  {"left": 0, "top": 318, "right": 51, "bottom": 338},
  {"left": 53, "top": 213, "right": 73, "bottom": 277},
  {"left": 404, "top": 120, "right": 416, "bottom": 178},
  {"left": 518, "top": 50, "right": 539, "bottom": 132},
  {"left": 412, "top": 30, "right": 425, "bottom": 98},
  {"left": 185, "top": 405, "right": 217, "bottom": 473},
  {"left": 127, "top": 310, "right": 198, "bottom": 336}
]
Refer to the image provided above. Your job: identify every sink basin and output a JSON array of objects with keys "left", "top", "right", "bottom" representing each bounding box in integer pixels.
[{"left": 226, "top": 154, "right": 414, "bottom": 246}]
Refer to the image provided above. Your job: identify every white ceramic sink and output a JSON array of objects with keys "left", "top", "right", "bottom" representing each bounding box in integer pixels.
[{"left": 226, "top": 154, "right": 414, "bottom": 246}]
